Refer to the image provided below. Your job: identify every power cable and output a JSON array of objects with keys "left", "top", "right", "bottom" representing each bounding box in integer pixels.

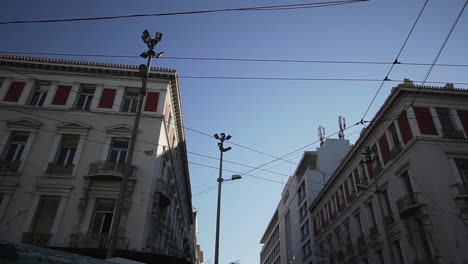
[
  {"left": 0, "top": 106, "right": 302, "bottom": 186},
  {"left": 192, "top": 128, "right": 364, "bottom": 198},
  {"left": 0, "top": 65, "right": 301, "bottom": 166},
  {"left": 410, "top": 0, "right": 468, "bottom": 106},
  {"left": 4, "top": 51, "right": 468, "bottom": 68},
  {"left": 0, "top": 0, "right": 367, "bottom": 25},
  {"left": 3, "top": 65, "right": 468, "bottom": 85},
  {"left": 360, "top": 0, "right": 430, "bottom": 121}
]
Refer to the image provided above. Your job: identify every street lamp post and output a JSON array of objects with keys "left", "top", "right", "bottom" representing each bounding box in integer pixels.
[
  {"left": 213, "top": 133, "right": 241, "bottom": 264},
  {"left": 361, "top": 146, "right": 396, "bottom": 264},
  {"left": 106, "top": 29, "right": 163, "bottom": 259}
]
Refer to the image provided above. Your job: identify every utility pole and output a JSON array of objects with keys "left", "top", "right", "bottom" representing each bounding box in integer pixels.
[
  {"left": 362, "top": 146, "right": 396, "bottom": 264},
  {"left": 106, "top": 30, "right": 164, "bottom": 259},
  {"left": 214, "top": 133, "right": 232, "bottom": 264}
]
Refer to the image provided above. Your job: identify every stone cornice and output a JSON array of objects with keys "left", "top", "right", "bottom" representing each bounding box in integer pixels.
[{"left": 0, "top": 54, "right": 176, "bottom": 80}]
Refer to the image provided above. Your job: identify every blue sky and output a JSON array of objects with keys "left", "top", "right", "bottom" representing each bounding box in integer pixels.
[{"left": 1, "top": 0, "right": 468, "bottom": 263}]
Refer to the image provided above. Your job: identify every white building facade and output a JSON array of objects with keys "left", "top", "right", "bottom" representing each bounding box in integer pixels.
[
  {"left": 0, "top": 55, "right": 196, "bottom": 263},
  {"left": 260, "top": 138, "right": 351, "bottom": 264},
  {"left": 309, "top": 80, "right": 468, "bottom": 264}
]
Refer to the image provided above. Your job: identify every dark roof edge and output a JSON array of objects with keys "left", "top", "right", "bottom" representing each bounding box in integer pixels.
[{"left": 0, "top": 54, "right": 176, "bottom": 75}]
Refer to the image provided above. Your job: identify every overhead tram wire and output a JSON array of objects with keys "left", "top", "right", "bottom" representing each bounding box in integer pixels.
[
  {"left": 360, "top": 0, "right": 430, "bottom": 121},
  {"left": 0, "top": 66, "right": 301, "bottom": 166},
  {"left": 411, "top": 0, "right": 468, "bottom": 105},
  {"left": 3, "top": 66, "right": 468, "bottom": 86},
  {"left": 192, "top": 128, "right": 364, "bottom": 198},
  {"left": 0, "top": 118, "right": 309, "bottom": 199},
  {"left": 3, "top": 51, "right": 468, "bottom": 68},
  {"left": 0, "top": 105, "right": 297, "bottom": 180},
  {"left": 0, "top": 0, "right": 367, "bottom": 25}
]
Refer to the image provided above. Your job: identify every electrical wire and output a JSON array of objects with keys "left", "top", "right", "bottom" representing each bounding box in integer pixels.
[
  {"left": 410, "top": 0, "right": 468, "bottom": 106},
  {"left": 0, "top": 105, "right": 301, "bottom": 184},
  {"left": 0, "top": 0, "right": 367, "bottom": 25},
  {"left": 4, "top": 51, "right": 468, "bottom": 68},
  {"left": 360, "top": 0, "right": 430, "bottom": 121},
  {"left": 3, "top": 65, "right": 468, "bottom": 86},
  {"left": 0, "top": 65, "right": 305, "bottom": 167}
]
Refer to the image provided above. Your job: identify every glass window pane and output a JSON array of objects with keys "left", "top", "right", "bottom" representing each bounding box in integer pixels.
[
  {"left": 4, "top": 144, "right": 18, "bottom": 161},
  {"left": 56, "top": 148, "right": 68, "bottom": 165},
  {"left": 109, "top": 150, "right": 118, "bottom": 163},
  {"left": 118, "top": 151, "right": 127, "bottom": 164},
  {"left": 91, "top": 213, "right": 104, "bottom": 234}
]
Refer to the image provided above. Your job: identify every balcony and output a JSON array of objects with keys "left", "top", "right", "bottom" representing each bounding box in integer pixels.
[
  {"left": 451, "top": 182, "right": 468, "bottom": 198},
  {"left": 336, "top": 249, "right": 344, "bottom": 262},
  {"left": 413, "top": 256, "right": 438, "bottom": 264},
  {"left": 46, "top": 163, "right": 74, "bottom": 176},
  {"left": 21, "top": 232, "right": 52, "bottom": 246},
  {"left": 356, "top": 235, "right": 368, "bottom": 253},
  {"left": 0, "top": 160, "right": 21, "bottom": 175},
  {"left": 369, "top": 225, "right": 379, "bottom": 238},
  {"left": 384, "top": 214, "right": 396, "bottom": 227},
  {"left": 396, "top": 193, "right": 424, "bottom": 219},
  {"left": 156, "top": 179, "right": 172, "bottom": 208},
  {"left": 87, "top": 161, "right": 136, "bottom": 179},
  {"left": 69, "top": 232, "right": 128, "bottom": 249},
  {"left": 442, "top": 129, "right": 465, "bottom": 140}
]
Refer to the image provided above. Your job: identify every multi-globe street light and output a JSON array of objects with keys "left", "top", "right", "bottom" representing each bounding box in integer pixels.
[{"left": 213, "top": 133, "right": 242, "bottom": 264}]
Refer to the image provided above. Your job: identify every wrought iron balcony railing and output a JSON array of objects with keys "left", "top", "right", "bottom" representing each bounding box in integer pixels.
[
  {"left": 88, "top": 161, "right": 136, "bottom": 178},
  {"left": 357, "top": 235, "right": 367, "bottom": 252},
  {"left": 441, "top": 129, "right": 465, "bottom": 140},
  {"left": 156, "top": 178, "right": 172, "bottom": 208},
  {"left": 413, "top": 256, "right": 438, "bottom": 264},
  {"left": 21, "top": 232, "right": 52, "bottom": 246},
  {"left": 396, "top": 193, "right": 424, "bottom": 219},
  {"left": 46, "top": 163, "right": 74, "bottom": 176},
  {"left": 451, "top": 182, "right": 468, "bottom": 197},
  {"left": 69, "top": 232, "right": 128, "bottom": 249},
  {"left": 0, "top": 160, "right": 21, "bottom": 175},
  {"left": 384, "top": 214, "right": 396, "bottom": 227},
  {"left": 369, "top": 225, "right": 379, "bottom": 237}
]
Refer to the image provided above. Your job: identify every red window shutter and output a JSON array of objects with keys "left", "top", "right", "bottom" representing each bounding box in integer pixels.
[
  {"left": 397, "top": 111, "right": 413, "bottom": 144},
  {"left": 99, "top": 88, "right": 116, "bottom": 108},
  {"left": 3, "top": 81, "right": 26, "bottom": 102},
  {"left": 354, "top": 168, "right": 361, "bottom": 187},
  {"left": 144, "top": 91, "right": 159, "bottom": 112},
  {"left": 379, "top": 134, "right": 391, "bottom": 165},
  {"left": 52, "top": 85, "right": 72, "bottom": 105},
  {"left": 313, "top": 217, "right": 318, "bottom": 235},
  {"left": 414, "top": 107, "right": 437, "bottom": 135},
  {"left": 366, "top": 163, "right": 374, "bottom": 179},
  {"left": 458, "top": 110, "right": 468, "bottom": 137},
  {"left": 344, "top": 180, "right": 351, "bottom": 203}
]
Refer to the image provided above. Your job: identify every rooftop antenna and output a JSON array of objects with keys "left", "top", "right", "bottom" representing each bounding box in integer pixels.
[
  {"left": 318, "top": 125, "right": 325, "bottom": 146},
  {"left": 338, "top": 116, "right": 346, "bottom": 140}
]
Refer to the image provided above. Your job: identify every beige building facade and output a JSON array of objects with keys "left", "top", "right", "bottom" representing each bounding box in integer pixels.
[
  {"left": 0, "top": 55, "right": 196, "bottom": 263},
  {"left": 309, "top": 81, "right": 468, "bottom": 264}
]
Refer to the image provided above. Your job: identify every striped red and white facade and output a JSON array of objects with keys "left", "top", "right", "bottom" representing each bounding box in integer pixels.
[{"left": 309, "top": 80, "right": 468, "bottom": 264}]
